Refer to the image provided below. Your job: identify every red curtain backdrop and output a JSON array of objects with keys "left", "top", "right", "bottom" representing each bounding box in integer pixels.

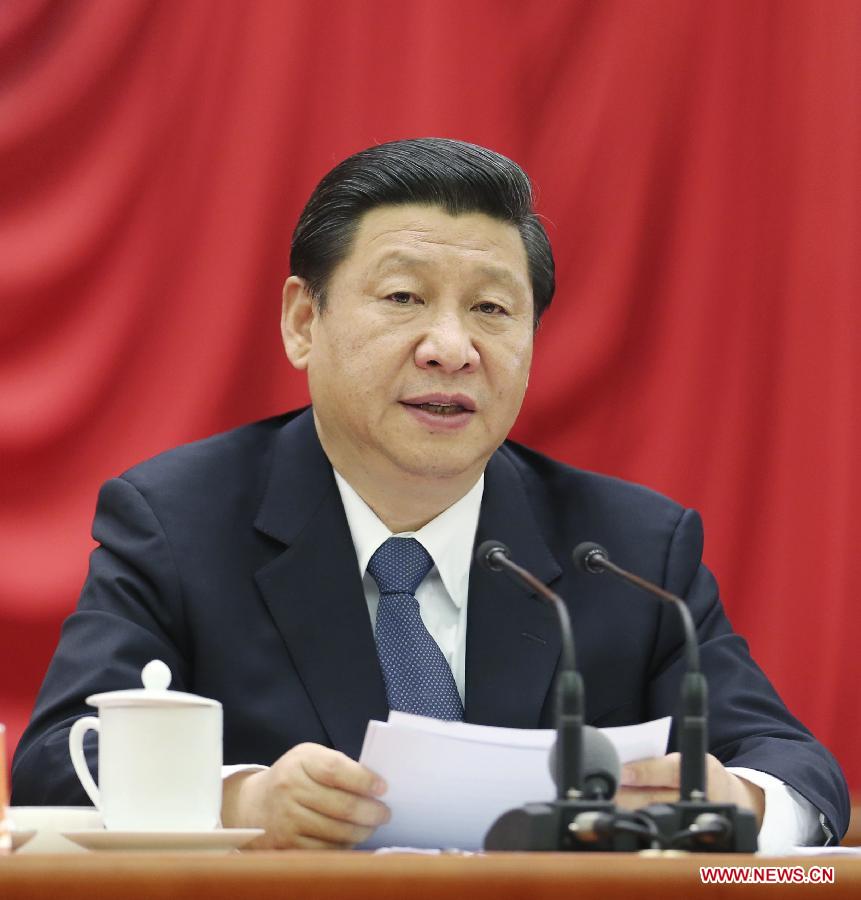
[{"left": 2, "top": 0, "right": 859, "bottom": 789}]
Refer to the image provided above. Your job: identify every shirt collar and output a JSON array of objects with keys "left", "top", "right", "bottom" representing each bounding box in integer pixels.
[{"left": 332, "top": 469, "right": 484, "bottom": 610}]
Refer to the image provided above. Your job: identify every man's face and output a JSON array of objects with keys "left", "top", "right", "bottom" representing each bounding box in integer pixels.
[{"left": 285, "top": 203, "right": 534, "bottom": 489}]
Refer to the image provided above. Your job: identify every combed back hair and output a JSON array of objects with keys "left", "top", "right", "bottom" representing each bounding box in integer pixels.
[{"left": 289, "top": 138, "right": 555, "bottom": 326}]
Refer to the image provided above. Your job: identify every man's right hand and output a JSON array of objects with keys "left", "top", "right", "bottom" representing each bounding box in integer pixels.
[{"left": 220, "top": 742, "right": 390, "bottom": 849}]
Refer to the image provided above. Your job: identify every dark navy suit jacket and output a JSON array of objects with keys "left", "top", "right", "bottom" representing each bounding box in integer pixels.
[{"left": 11, "top": 408, "right": 849, "bottom": 838}]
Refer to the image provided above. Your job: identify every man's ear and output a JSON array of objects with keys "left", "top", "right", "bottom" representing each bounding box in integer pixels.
[{"left": 281, "top": 276, "right": 316, "bottom": 370}]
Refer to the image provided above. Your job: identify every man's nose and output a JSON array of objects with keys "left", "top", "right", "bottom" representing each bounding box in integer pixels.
[{"left": 414, "top": 313, "right": 480, "bottom": 374}]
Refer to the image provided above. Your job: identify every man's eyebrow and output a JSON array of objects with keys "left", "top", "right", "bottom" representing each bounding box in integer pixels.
[
  {"left": 474, "top": 262, "right": 526, "bottom": 291},
  {"left": 368, "top": 252, "right": 427, "bottom": 274},
  {"left": 368, "top": 253, "right": 526, "bottom": 290}
]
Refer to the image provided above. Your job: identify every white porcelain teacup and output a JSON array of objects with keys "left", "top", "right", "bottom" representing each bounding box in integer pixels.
[
  {"left": 7, "top": 806, "right": 103, "bottom": 853},
  {"left": 68, "top": 660, "right": 222, "bottom": 831}
]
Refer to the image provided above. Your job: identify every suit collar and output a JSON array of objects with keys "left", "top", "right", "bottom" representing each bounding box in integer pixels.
[{"left": 254, "top": 407, "right": 334, "bottom": 546}]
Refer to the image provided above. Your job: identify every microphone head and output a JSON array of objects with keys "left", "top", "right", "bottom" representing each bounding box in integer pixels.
[
  {"left": 476, "top": 540, "right": 511, "bottom": 573},
  {"left": 548, "top": 725, "right": 622, "bottom": 800},
  {"left": 572, "top": 541, "right": 609, "bottom": 575}
]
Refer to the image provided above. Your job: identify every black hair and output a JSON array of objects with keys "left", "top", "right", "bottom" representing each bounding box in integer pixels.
[{"left": 289, "top": 138, "right": 555, "bottom": 325}]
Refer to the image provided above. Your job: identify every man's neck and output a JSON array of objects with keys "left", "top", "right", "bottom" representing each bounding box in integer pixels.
[
  {"left": 334, "top": 465, "right": 478, "bottom": 533},
  {"left": 313, "top": 413, "right": 487, "bottom": 532}
]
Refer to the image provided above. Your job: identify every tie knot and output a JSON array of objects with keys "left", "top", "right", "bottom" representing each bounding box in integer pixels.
[{"left": 367, "top": 537, "right": 434, "bottom": 596}]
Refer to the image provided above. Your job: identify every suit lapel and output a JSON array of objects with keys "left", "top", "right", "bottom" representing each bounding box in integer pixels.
[
  {"left": 253, "top": 410, "right": 387, "bottom": 760},
  {"left": 465, "top": 447, "right": 563, "bottom": 727},
  {"left": 253, "top": 412, "right": 564, "bottom": 747}
]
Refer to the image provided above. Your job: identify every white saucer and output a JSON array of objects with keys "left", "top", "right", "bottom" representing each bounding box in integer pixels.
[
  {"left": 61, "top": 828, "right": 264, "bottom": 853},
  {"left": 10, "top": 830, "right": 37, "bottom": 851}
]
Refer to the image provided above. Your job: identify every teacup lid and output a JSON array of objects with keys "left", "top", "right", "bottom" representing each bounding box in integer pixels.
[{"left": 85, "top": 660, "right": 221, "bottom": 709}]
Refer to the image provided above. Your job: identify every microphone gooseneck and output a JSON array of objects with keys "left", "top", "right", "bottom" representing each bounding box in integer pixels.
[
  {"left": 477, "top": 540, "right": 577, "bottom": 672},
  {"left": 478, "top": 539, "right": 647, "bottom": 853},
  {"left": 476, "top": 539, "right": 582, "bottom": 801},
  {"left": 572, "top": 540, "right": 757, "bottom": 852},
  {"left": 571, "top": 542, "right": 700, "bottom": 674},
  {"left": 572, "top": 540, "right": 705, "bottom": 800}
]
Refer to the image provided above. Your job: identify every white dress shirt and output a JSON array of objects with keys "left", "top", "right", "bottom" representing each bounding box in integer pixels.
[
  {"left": 226, "top": 467, "right": 825, "bottom": 850},
  {"left": 332, "top": 468, "right": 483, "bottom": 704}
]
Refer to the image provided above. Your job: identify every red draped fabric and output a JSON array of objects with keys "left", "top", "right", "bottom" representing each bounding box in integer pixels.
[{"left": 1, "top": 0, "right": 859, "bottom": 788}]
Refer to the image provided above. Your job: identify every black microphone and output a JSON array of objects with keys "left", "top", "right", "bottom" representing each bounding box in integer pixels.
[
  {"left": 548, "top": 725, "right": 621, "bottom": 801},
  {"left": 476, "top": 540, "right": 582, "bottom": 798},
  {"left": 478, "top": 540, "right": 644, "bottom": 852},
  {"left": 572, "top": 541, "right": 757, "bottom": 853},
  {"left": 572, "top": 541, "right": 703, "bottom": 796}
]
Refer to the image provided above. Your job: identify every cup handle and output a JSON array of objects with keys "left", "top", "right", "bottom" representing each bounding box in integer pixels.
[{"left": 69, "top": 716, "right": 101, "bottom": 809}]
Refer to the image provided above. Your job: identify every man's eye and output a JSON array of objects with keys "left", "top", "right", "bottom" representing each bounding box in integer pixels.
[
  {"left": 475, "top": 301, "right": 506, "bottom": 315},
  {"left": 388, "top": 292, "right": 418, "bottom": 304}
]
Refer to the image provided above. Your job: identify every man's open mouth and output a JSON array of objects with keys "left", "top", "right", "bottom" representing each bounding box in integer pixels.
[
  {"left": 401, "top": 394, "right": 477, "bottom": 417},
  {"left": 412, "top": 402, "right": 468, "bottom": 415}
]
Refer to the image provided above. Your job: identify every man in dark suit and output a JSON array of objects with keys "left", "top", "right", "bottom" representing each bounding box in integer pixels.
[{"left": 12, "top": 139, "right": 849, "bottom": 849}]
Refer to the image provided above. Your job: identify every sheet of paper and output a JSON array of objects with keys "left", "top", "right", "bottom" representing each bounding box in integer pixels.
[{"left": 358, "top": 713, "right": 670, "bottom": 851}]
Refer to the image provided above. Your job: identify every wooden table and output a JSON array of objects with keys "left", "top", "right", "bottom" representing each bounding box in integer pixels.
[{"left": 2, "top": 851, "right": 860, "bottom": 899}]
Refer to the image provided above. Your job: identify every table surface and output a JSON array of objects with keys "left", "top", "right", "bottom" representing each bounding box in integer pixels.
[{"left": 2, "top": 851, "right": 860, "bottom": 900}]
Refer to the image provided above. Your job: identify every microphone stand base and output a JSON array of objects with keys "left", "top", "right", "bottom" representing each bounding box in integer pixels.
[
  {"left": 639, "top": 801, "right": 758, "bottom": 853},
  {"left": 484, "top": 801, "right": 641, "bottom": 852}
]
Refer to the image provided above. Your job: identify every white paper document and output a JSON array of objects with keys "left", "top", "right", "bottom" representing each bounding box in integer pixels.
[{"left": 358, "top": 712, "right": 671, "bottom": 850}]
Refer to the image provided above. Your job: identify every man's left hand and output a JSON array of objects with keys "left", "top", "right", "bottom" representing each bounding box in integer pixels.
[{"left": 616, "top": 752, "right": 765, "bottom": 827}]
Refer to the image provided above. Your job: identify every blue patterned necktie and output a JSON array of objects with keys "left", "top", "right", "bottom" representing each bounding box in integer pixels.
[{"left": 367, "top": 537, "right": 464, "bottom": 721}]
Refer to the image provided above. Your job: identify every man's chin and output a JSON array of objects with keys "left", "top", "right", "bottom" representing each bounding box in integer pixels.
[{"left": 384, "top": 446, "right": 490, "bottom": 482}]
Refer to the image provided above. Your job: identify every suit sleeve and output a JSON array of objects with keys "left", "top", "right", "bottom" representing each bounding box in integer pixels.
[
  {"left": 11, "top": 476, "right": 192, "bottom": 805},
  {"left": 646, "top": 508, "right": 850, "bottom": 841}
]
